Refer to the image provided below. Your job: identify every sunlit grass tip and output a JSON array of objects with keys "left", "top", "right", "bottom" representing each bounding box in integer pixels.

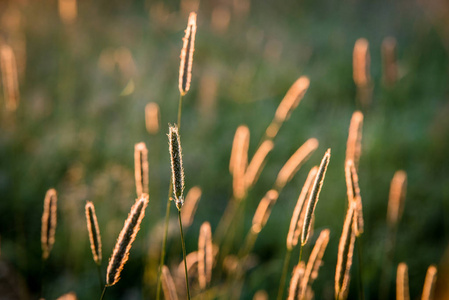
[
  {"left": 106, "top": 194, "right": 149, "bottom": 286},
  {"left": 85, "top": 201, "right": 102, "bottom": 265},
  {"left": 41, "top": 188, "right": 57, "bottom": 260},
  {"left": 301, "top": 148, "right": 331, "bottom": 246},
  {"left": 134, "top": 142, "right": 149, "bottom": 197},
  {"left": 397, "top": 262, "right": 410, "bottom": 300},
  {"left": 198, "top": 221, "right": 213, "bottom": 289},
  {"left": 179, "top": 12, "right": 197, "bottom": 96}
]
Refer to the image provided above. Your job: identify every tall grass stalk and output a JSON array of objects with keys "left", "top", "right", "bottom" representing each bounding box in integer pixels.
[
  {"left": 178, "top": 210, "right": 191, "bottom": 299},
  {"left": 276, "top": 249, "right": 292, "bottom": 300}
]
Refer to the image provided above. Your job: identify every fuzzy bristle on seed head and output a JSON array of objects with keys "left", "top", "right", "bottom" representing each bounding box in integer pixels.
[
  {"left": 300, "top": 229, "right": 330, "bottom": 299},
  {"left": 387, "top": 170, "right": 407, "bottom": 227},
  {"left": 161, "top": 265, "right": 179, "bottom": 300},
  {"left": 345, "top": 111, "right": 363, "bottom": 169},
  {"left": 168, "top": 124, "right": 185, "bottom": 210},
  {"left": 353, "top": 38, "right": 370, "bottom": 87},
  {"left": 335, "top": 202, "right": 356, "bottom": 300},
  {"left": 397, "top": 262, "right": 410, "bottom": 300},
  {"left": 85, "top": 201, "right": 102, "bottom": 265},
  {"left": 134, "top": 142, "right": 149, "bottom": 197},
  {"left": 286, "top": 166, "right": 318, "bottom": 250},
  {"left": 301, "top": 149, "right": 331, "bottom": 246},
  {"left": 0, "top": 44, "right": 20, "bottom": 111},
  {"left": 345, "top": 160, "right": 364, "bottom": 236},
  {"left": 41, "top": 188, "right": 57, "bottom": 260},
  {"left": 145, "top": 102, "right": 160, "bottom": 134},
  {"left": 179, "top": 12, "right": 197, "bottom": 96},
  {"left": 421, "top": 265, "right": 437, "bottom": 300},
  {"left": 106, "top": 194, "right": 149, "bottom": 286},
  {"left": 251, "top": 189, "right": 279, "bottom": 234},
  {"left": 181, "top": 186, "right": 202, "bottom": 228},
  {"left": 198, "top": 221, "right": 213, "bottom": 289},
  {"left": 275, "top": 138, "right": 318, "bottom": 190}
]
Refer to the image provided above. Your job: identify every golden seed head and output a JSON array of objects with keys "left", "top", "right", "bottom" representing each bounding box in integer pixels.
[
  {"left": 387, "top": 170, "right": 407, "bottom": 227},
  {"left": 134, "top": 142, "right": 149, "bottom": 197},
  {"left": 106, "top": 194, "right": 149, "bottom": 286},
  {"left": 251, "top": 189, "right": 279, "bottom": 234},
  {"left": 41, "top": 188, "right": 57, "bottom": 260},
  {"left": 179, "top": 12, "right": 197, "bottom": 96},
  {"left": 168, "top": 125, "right": 185, "bottom": 210},
  {"left": 198, "top": 221, "right": 213, "bottom": 289},
  {"left": 85, "top": 201, "right": 102, "bottom": 265},
  {"left": 145, "top": 102, "right": 160, "bottom": 134},
  {"left": 353, "top": 38, "right": 370, "bottom": 87}
]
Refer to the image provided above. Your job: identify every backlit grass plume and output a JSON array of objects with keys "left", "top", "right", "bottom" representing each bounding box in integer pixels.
[
  {"left": 345, "top": 111, "right": 363, "bottom": 169},
  {"left": 134, "top": 142, "right": 149, "bottom": 197},
  {"left": 85, "top": 201, "right": 102, "bottom": 265},
  {"left": 181, "top": 186, "right": 202, "bottom": 228},
  {"left": 230, "top": 125, "right": 250, "bottom": 200},
  {"left": 301, "top": 149, "right": 331, "bottom": 246},
  {"left": 106, "top": 194, "right": 149, "bottom": 286},
  {"left": 421, "top": 265, "right": 437, "bottom": 300},
  {"left": 168, "top": 124, "right": 185, "bottom": 210},
  {"left": 345, "top": 160, "right": 364, "bottom": 236},
  {"left": 286, "top": 166, "right": 318, "bottom": 250},
  {"left": 396, "top": 262, "right": 410, "bottom": 300},
  {"left": 0, "top": 44, "right": 20, "bottom": 111},
  {"left": 287, "top": 262, "right": 305, "bottom": 300},
  {"left": 179, "top": 12, "right": 197, "bottom": 96},
  {"left": 244, "top": 140, "right": 274, "bottom": 188},
  {"left": 387, "top": 170, "right": 407, "bottom": 227},
  {"left": 145, "top": 102, "right": 160, "bottom": 134},
  {"left": 41, "top": 188, "right": 57, "bottom": 260},
  {"left": 266, "top": 76, "right": 310, "bottom": 139},
  {"left": 275, "top": 138, "right": 318, "bottom": 191},
  {"left": 162, "top": 265, "right": 179, "bottom": 300},
  {"left": 251, "top": 189, "right": 279, "bottom": 234},
  {"left": 335, "top": 202, "right": 356, "bottom": 300},
  {"left": 299, "top": 229, "right": 330, "bottom": 299},
  {"left": 198, "top": 221, "right": 213, "bottom": 290}
]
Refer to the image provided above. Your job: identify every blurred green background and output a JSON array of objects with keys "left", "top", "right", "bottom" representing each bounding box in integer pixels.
[{"left": 0, "top": 0, "right": 448, "bottom": 299}]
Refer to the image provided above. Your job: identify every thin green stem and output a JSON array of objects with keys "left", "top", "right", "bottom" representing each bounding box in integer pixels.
[
  {"left": 276, "top": 249, "right": 292, "bottom": 300},
  {"left": 100, "top": 286, "right": 107, "bottom": 300},
  {"left": 178, "top": 210, "right": 191, "bottom": 300},
  {"left": 356, "top": 237, "right": 365, "bottom": 300},
  {"left": 96, "top": 263, "right": 104, "bottom": 292},
  {"left": 177, "top": 94, "right": 184, "bottom": 129},
  {"left": 298, "top": 244, "right": 304, "bottom": 264},
  {"left": 156, "top": 190, "right": 172, "bottom": 300}
]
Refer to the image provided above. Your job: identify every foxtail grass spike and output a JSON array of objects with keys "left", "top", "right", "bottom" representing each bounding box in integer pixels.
[
  {"left": 345, "top": 111, "right": 363, "bottom": 169},
  {"left": 286, "top": 166, "right": 318, "bottom": 250},
  {"left": 106, "top": 194, "right": 149, "bottom": 286},
  {"left": 387, "top": 170, "right": 407, "bottom": 227},
  {"left": 181, "top": 186, "right": 202, "bottom": 228},
  {"left": 134, "top": 142, "right": 149, "bottom": 197},
  {"left": 198, "top": 222, "right": 213, "bottom": 289},
  {"left": 179, "top": 12, "right": 197, "bottom": 96},
  {"left": 300, "top": 229, "right": 330, "bottom": 299},
  {"left": 85, "top": 201, "right": 102, "bottom": 265},
  {"left": 161, "top": 265, "right": 179, "bottom": 300},
  {"left": 397, "top": 262, "right": 410, "bottom": 300},
  {"left": 421, "top": 265, "right": 437, "bottom": 300},
  {"left": 301, "top": 149, "right": 331, "bottom": 246},
  {"left": 0, "top": 44, "right": 20, "bottom": 111},
  {"left": 287, "top": 262, "right": 305, "bottom": 300},
  {"left": 251, "top": 190, "right": 279, "bottom": 234},
  {"left": 145, "top": 102, "right": 160, "bottom": 134},
  {"left": 230, "top": 125, "right": 250, "bottom": 200},
  {"left": 345, "top": 160, "right": 364, "bottom": 236},
  {"left": 274, "top": 76, "right": 310, "bottom": 123},
  {"left": 253, "top": 290, "right": 269, "bottom": 300},
  {"left": 244, "top": 140, "right": 274, "bottom": 188},
  {"left": 41, "top": 188, "right": 57, "bottom": 260},
  {"left": 275, "top": 138, "right": 318, "bottom": 190},
  {"left": 353, "top": 38, "right": 370, "bottom": 88},
  {"left": 335, "top": 203, "right": 356, "bottom": 300},
  {"left": 168, "top": 125, "right": 185, "bottom": 210}
]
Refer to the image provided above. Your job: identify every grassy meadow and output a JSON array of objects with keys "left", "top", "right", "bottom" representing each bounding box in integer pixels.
[{"left": 0, "top": 0, "right": 448, "bottom": 299}]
